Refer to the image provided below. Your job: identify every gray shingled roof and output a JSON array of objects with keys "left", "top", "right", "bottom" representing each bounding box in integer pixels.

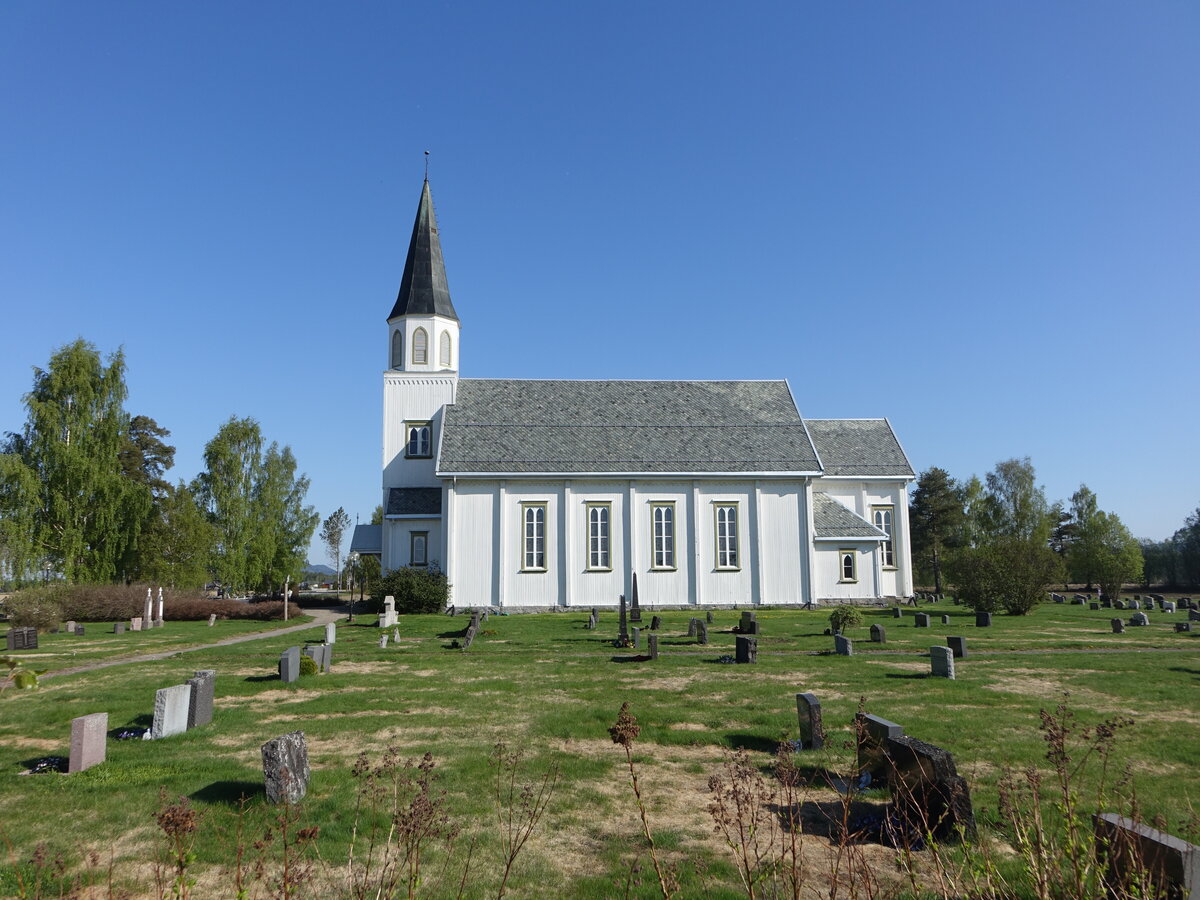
[
  {"left": 387, "top": 180, "right": 459, "bottom": 322},
  {"left": 386, "top": 487, "right": 443, "bottom": 516},
  {"left": 348, "top": 524, "right": 382, "bottom": 555},
  {"left": 812, "top": 492, "right": 889, "bottom": 540},
  {"left": 438, "top": 380, "right": 822, "bottom": 475},
  {"left": 806, "top": 419, "right": 914, "bottom": 477}
]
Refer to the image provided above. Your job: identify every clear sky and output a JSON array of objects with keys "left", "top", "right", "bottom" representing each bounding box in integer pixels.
[{"left": 3, "top": 2, "right": 1198, "bottom": 568}]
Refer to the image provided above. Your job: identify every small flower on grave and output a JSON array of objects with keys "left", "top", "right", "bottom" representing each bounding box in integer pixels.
[
  {"left": 116, "top": 727, "right": 148, "bottom": 741},
  {"left": 716, "top": 655, "right": 736, "bottom": 664},
  {"left": 31, "top": 756, "right": 68, "bottom": 774}
]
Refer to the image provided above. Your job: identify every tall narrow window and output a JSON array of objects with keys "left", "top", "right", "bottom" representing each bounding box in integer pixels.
[
  {"left": 585, "top": 502, "right": 611, "bottom": 570},
  {"left": 840, "top": 549, "right": 857, "bottom": 583},
  {"left": 412, "top": 327, "right": 428, "bottom": 364},
  {"left": 391, "top": 330, "right": 404, "bottom": 368},
  {"left": 521, "top": 503, "right": 546, "bottom": 571},
  {"left": 715, "top": 503, "right": 739, "bottom": 569},
  {"left": 410, "top": 532, "right": 428, "bottom": 567},
  {"left": 439, "top": 331, "right": 452, "bottom": 368},
  {"left": 873, "top": 505, "right": 895, "bottom": 568},
  {"left": 405, "top": 423, "right": 431, "bottom": 458},
  {"left": 651, "top": 503, "right": 675, "bottom": 569}
]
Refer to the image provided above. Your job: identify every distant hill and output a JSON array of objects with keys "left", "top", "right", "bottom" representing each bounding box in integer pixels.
[{"left": 303, "top": 563, "right": 336, "bottom": 576}]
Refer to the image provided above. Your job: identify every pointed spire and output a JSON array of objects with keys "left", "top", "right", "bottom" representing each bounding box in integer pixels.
[{"left": 388, "top": 179, "right": 459, "bottom": 322}]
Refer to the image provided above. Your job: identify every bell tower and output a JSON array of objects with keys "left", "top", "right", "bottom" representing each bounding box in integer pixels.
[{"left": 381, "top": 179, "right": 459, "bottom": 572}]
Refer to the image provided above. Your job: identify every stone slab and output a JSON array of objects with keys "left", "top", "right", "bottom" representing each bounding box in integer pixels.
[
  {"left": 1093, "top": 812, "right": 1199, "bottom": 900},
  {"left": 147, "top": 684, "right": 191, "bottom": 740},
  {"left": 834, "top": 634, "right": 853, "bottom": 656},
  {"left": 795, "top": 692, "right": 824, "bottom": 750},
  {"left": 187, "top": 670, "right": 216, "bottom": 728},
  {"left": 262, "top": 731, "right": 310, "bottom": 804},
  {"left": 68, "top": 712, "right": 108, "bottom": 773},
  {"left": 930, "top": 645, "right": 955, "bottom": 678},
  {"left": 735, "top": 635, "right": 757, "bottom": 664},
  {"left": 856, "top": 712, "right": 905, "bottom": 786},
  {"left": 280, "top": 646, "right": 301, "bottom": 683},
  {"left": 947, "top": 635, "right": 967, "bottom": 658}
]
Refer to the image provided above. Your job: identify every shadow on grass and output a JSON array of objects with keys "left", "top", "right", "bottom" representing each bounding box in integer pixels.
[
  {"left": 610, "top": 654, "right": 652, "bottom": 663},
  {"left": 191, "top": 780, "right": 262, "bottom": 804},
  {"left": 884, "top": 672, "right": 929, "bottom": 680},
  {"left": 1168, "top": 667, "right": 1200, "bottom": 679},
  {"left": 243, "top": 674, "right": 278, "bottom": 683},
  {"left": 722, "top": 733, "right": 777, "bottom": 754}
]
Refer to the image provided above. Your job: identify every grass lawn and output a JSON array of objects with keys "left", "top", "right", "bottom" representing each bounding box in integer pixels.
[{"left": 0, "top": 600, "right": 1197, "bottom": 898}]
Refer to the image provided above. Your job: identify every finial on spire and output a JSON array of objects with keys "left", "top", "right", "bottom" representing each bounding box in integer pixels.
[{"left": 424, "top": 150, "right": 430, "bottom": 182}]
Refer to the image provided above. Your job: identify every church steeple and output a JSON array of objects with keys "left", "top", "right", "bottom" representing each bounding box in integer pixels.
[{"left": 388, "top": 179, "right": 458, "bottom": 322}]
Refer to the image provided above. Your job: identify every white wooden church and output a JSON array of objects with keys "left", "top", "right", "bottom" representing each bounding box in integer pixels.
[{"left": 355, "top": 180, "right": 915, "bottom": 608}]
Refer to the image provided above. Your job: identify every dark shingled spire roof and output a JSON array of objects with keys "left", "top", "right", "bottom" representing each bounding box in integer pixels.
[{"left": 388, "top": 180, "right": 459, "bottom": 322}]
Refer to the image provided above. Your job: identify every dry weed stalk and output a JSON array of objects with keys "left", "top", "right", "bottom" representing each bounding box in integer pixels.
[
  {"left": 490, "top": 741, "right": 559, "bottom": 899},
  {"left": 154, "top": 791, "right": 199, "bottom": 900}
]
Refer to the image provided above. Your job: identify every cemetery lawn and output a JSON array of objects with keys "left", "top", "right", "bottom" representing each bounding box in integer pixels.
[{"left": 0, "top": 602, "right": 1197, "bottom": 898}]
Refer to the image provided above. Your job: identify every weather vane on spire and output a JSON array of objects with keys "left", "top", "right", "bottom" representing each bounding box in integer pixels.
[{"left": 424, "top": 150, "right": 430, "bottom": 181}]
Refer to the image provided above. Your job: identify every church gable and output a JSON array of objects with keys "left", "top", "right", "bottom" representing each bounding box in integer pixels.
[
  {"left": 805, "top": 419, "right": 914, "bottom": 478},
  {"left": 437, "top": 379, "right": 823, "bottom": 475}
]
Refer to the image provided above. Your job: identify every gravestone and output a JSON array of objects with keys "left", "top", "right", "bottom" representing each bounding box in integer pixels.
[
  {"left": 1164, "top": 601, "right": 1177, "bottom": 613},
  {"left": 262, "top": 731, "right": 310, "bottom": 804},
  {"left": 795, "top": 693, "right": 824, "bottom": 750},
  {"left": 975, "top": 612, "right": 992, "bottom": 628},
  {"left": 113, "top": 622, "right": 125, "bottom": 635},
  {"left": 631, "top": 627, "right": 640, "bottom": 649},
  {"left": 870, "top": 623, "right": 886, "bottom": 643},
  {"left": 1130, "top": 612, "right": 1149, "bottom": 627},
  {"left": 930, "top": 646, "right": 955, "bottom": 679},
  {"left": 146, "top": 684, "right": 192, "bottom": 740},
  {"left": 914, "top": 613, "right": 930, "bottom": 628},
  {"left": 1090, "top": 602, "right": 1101, "bottom": 611},
  {"left": 739, "top": 611, "right": 759, "bottom": 635},
  {"left": 629, "top": 574, "right": 642, "bottom": 623},
  {"left": 68, "top": 712, "right": 108, "bottom": 774},
  {"left": 131, "top": 617, "right": 143, "bottom": 631},
  {"left": 1176, "top": 622, "right": 1192, "bottom": 633},
  {"left": 687, "top": 617, "right": 698, "bottom": 637},
  {"left": 1102, "top": 597, "right": 1113, "bottom": 608},
  {"left": 697, "top": 621, "right": 709, "bottom": 644},
  {"left": 618, "top": 595, "right": 629, "bottom": 644},
  {"left": 143, "top": 592, "right": 153, "bottom": 625},
  {"left": 1053, "top": 593, "right": 1065, "bottom": 603},
  {"left": 187, "top": 670, "right": 216, "bottom": 728},
  {"left": 885, "top": 734, "right": 977, "bottom": 841},
  {"left": 66, "top": 621, "right": 76, "bottom": 633},
  {"left": 1129, "top": 599, "right": 1140, "bottom": 610},
  {"left": 379, "top": 596, "right": 397, "bottom": 628},
  {"left": 855, "top": 713, "right": 905, "bottom": 786},
  {"left": 280, "top": 646, "right": 301, "bottom": 683},
  {"left": 941, "top": 614, "right": 950, "bottom": 625},
  {"left": 208, "top": 614, "right": 217, "bottom": 626},
  {"left": 649, "top": 615, "right": 661, "bottom": 631},
  {"left": 379, "top": 634, "right": 389, "bottom": 649},
  {"left": 303, "top": 644, "right": 330, "bottom": 674},
  {"left": 706, "top": 610, "right": 714, "bottom": 624},
  {"left": 1093, "top": 813, "right": 1199, "bottom": 900},
  {"left": 1115, "top": 600, "right": 1126, "bottom": 610},
  {"left": 73, "top": 624, "right": 84, "bottom": 636},
  {"left": 735, "top": 635, "right": 757, "bottom": 664},
  {"left": 325, "top": 622, "right": 336, "bottom": 644},
  {"left": 393, "top": 627, "right": 400, "bottom": 643},
  {"left": 6, "top": 627, "right": 37, "bottom": 650},
  {"left": 893, "top": 608, "right": 903, "bottom": 618},
  {"left": 647, "top": 634, "right": 659, "bottom": 660},
  {"left": 1191, "top": 609, "right": 1200, "bottom": 622},
  {"left": 834, "top": 634, "right": 853, "bottom": 656},
  {"left": 1111, "top": 618, "right": 1125, "bottom": 634},
  {"left": 947, "top": 635, "right": 967, "bottom": 658}
]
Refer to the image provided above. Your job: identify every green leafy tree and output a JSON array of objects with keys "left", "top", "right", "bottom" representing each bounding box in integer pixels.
[
  {"left": 1139, "top": 538, "right": 1178, "bottom": 588},
  {"left": 946, "top": 535, "right": 1064, "bottom": 615},
  {"left": 4, "top": 340, "right": 148, "bottom": 582},
  {"left": 193, "top": 417, "right": 262, "bottom": 592},
  {"left": 138, "top": 482, "right": 216, "bottom": 589},
  {"left": 370, "top": 566, "right": 449, "bottom": 615},
  {"left": 1171, "top": 505, "right": 1200, "bottom": 588},
  {"left": 1065, "top": 484, "right": 1100, "bottom": 587},
  {"left": 908, "top": 466, "right": 965, "bottom": 593},
  {"left": 320, "top": 506, "right": 352, "bottom": 591},
  {"left": 261, "top": 444, "right": 318, "bottom": 594},
  {"left": 0, "top": 453, "right": 41, "bottom": 586},
  {"left": 980, "top": 457, "right": 1051, "bottom": 542},
  {"left": 371, "top": 504, "right": 383, "bottom": 525},
  {"left": 1089, "top": 512, "right": 1143, "bottom": 601}
]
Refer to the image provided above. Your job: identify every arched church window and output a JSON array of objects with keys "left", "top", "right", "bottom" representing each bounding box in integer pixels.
[
  {"left": 406, "top": 423, "right": 431, "bottom": 458},
  {"left": 413, "top": 328, "right": 428, "bottom": 365},
  {"left": 391, "top": 330, "right": 404, "bottom": 369},
  {"left": 439, "top": 331, "right": 452, "bottom": 368}
]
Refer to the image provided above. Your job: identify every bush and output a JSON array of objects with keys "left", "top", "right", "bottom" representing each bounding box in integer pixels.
[
  {"left": 828, "top": 606, "right": 862, "bottom": 633},
  {"left": 2, "top": 585, "right": 67, "bottom": 631},
  {"left": 369, "top": 566, "right": 450, "bottom": 615},
  {"left": 298, "top": 655, "right": 319, "bottom": 677},
  {"left": 947, "top": 536, "right": 1065, "bottom": 615}
]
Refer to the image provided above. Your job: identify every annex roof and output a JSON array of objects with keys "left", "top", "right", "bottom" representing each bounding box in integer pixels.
[
  {"left": 348, "top": 524, "right": 382, "bottom": 556},
  {"left": 387, "top": 180, "right": 459, "bottom": 322},
  {"left": 386, "top": 487, "right": 443, "bottom": 516},
  {"left": 805, "top": 419, "right": 914, "bottom": 478},
  {"left": 812, "top": 492, "right": 889, "bottom": 540},
  {"left": 438, "top": 379, "right": 823, "bottom": 475}
]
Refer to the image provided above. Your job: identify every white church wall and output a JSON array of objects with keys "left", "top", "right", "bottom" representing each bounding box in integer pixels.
[
  {"left": 448, "top": 483, "right": 496, "bottom": 608},
  {"left": 694, "top": 481, "right": 754, "bottom": 605},
  {"left": 501, "top": 483, "right": 561, "bottom": 607},
  {"left": 384, "top": 519, "right": 442, "bottom": 571},
  {"left": 565, "top": 482, "right": 626, "bottom": 607},
  {"left": 756, "top": 482, "right": 806, "bottom": 605},
  {"left": 815, "top": 542, "right": 880, "bottom": 600},
  {"left": 630, "top": 481, "right": 693, "bottom": 606},
  {"left": 382, "top": 375, "right": 456, "bottom": 486}
]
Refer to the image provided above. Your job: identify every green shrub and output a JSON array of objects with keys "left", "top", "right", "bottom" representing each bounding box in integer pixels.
[
  {"left": 2, "top": 585, "right": 66, "bottom": 631},
  {"left": 369, "top": 567, "right": 450, "bottom": 615},
  {"left": 947, "top": 536, "right": 1064, "bottom": 615},
  {"left": 829, "top": 606, "right": 862, "bottom": 633},
  {"left": 298, "top": 655, "right": 319, "bottom": 677}
]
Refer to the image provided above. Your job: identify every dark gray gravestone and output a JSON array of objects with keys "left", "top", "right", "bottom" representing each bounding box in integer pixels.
[
  {"left": 947, "top": 636, "right": 967, "bottom": 658},
  {"left": 941, "top": 614, "right": 950, "bottom": 625},
  {"left": 630, "top": 627, "right": 640, "bottom": 649},
  {"left": 650, "top": 615, "right": 662, "bottom": 631},
  {"left": 1176, "top": 622, "right": 1192, "bottom": 633},
  {"left": 975, "top": 612, "right": 992, "bottom": 628},
  {"left": 856, "top": 713, "right": 905, "bottom": 786},
  {"left": 279, "top": 646, "right": 301, "bottom": 683},
  {"left": 7, "top": 627, "right": 37, "bottom": 650},
  {"left": 187, "top": 670, "right": 216, "bottom": 728},
  {"left": 618, "top": 595, "right": 629, "bottom": 643},
  {"left": 795, "top": 693, "right": 824, "bottom": 750},
  {"left": 113, "top": 622, "right": 125, "bottom": 635},
  {"left": 914, "top": 613, "right": 930, "bottom": 628},
  {"left": 303, "top": 644, "right": 329, "bottom": 673},
  {"left": 834, "top": 634, "right": 853, "bottom": 656},
  {"left": 735, "top": 635, "right": 757, "bottom": 664},
  {"left": 1115, "top": 600, "right": 1126, "bottom": 610},
  {"left": 1093, "top": 813, "right": 1199, "bottom": 900},
  {"left": 1102, "top": 597, "right": 1113, "bottom": 608},
  {"left": 1128, "top": 599, "right": 1141, "bottom": 610},
  {"left": 885, "top": 735, "right": 977, "bottom": 841},
  {"left": 893, "top": 607, "right": 903, "bottom": 619},
  {"left": 1111, "top": 618, "right": 1126, "bottom": 634},
  {"left": 1191, "top": 609, "right": 1200, "bottom": 622},
  {"left": 647, "top": 634, "right": 659, "bottom": 660},
  {"left": 1090, "top": 602, "right": 1101, "bottom": 611},
  {"left": 739, "top": 611, "right": 759, "bottom": 635},
  {"left": 706, "top": 610, "right": 714, "bottom": 624},
  {"left": 870, "top": 623, "right": 886, "bottom": 643},
  {"left": 629, "top": 574, "right": 642, "bottom": 623},
  {"left": 1130, "top": 612, "right": 1149, "bottom": 627},
  {"left": 75, "top": 625, "right": 85, "bottom": 636},
  {"left": 695, "top": 621, "right": 708, "bottom": 644},
  {"left": 68, "top": 712, "right": 108, "bottom": 774},
  {"left": 687, "top": 617, "right": 698, "bottom": 637},
  {"left": 262, "top": 731, "right": 310, "bottom": 804},
  {"left": 930, "top": 646, "right": 955, "bottom": 679}
]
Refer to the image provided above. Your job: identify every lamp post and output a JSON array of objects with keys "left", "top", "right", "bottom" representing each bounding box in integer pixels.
[{"left": 347, "top": 552, "right": 358, "bottom": 622}]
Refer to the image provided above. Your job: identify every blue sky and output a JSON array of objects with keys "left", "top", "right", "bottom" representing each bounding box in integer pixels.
[{"left": 3, "top": 2, "right": 1198, "bottom": 567}]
